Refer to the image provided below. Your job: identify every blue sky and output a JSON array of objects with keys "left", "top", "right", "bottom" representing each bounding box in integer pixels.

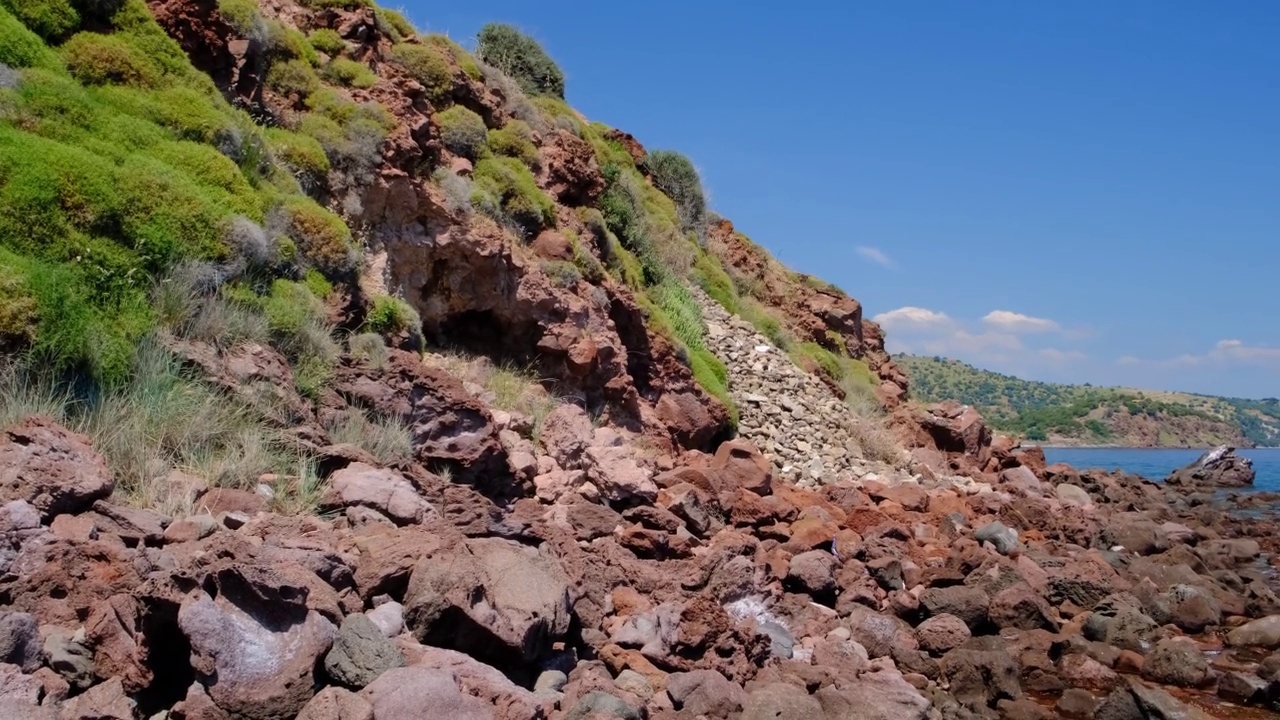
[{"left": 402, "top": 1, "right": 1280, "bottom": 399}]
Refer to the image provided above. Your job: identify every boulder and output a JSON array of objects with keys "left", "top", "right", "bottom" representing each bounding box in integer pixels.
[
  {"left": 178, "top": 566, "right": 337, "bottom": 719},
  {"left": 665, "top": 669, "right": 745, "bottom": 717},
  {"left": 1166, "top": 445, "right": 1254, "bottom": 488},
  {"left": 1226, "top": 615, "right": 1280, "bottom": 649},
  {"left": 939, "top": 649, "right": 1021, "bottom": 711},
  {"left": 711, "top": 440, "right": 772, "bottom": 496},
  {"left": 914, "top": 614, "right": 970, "bottom": 655},
  {"left": 740, "top": 682, "right": 823, "bottom": 720},
  {"left": 296, "top": 687, "right": 374, "bottom": 720},
  {"left": 974, "top": 521, "right": 1020, "bottom": 556},
  {"left": 320, "top": 464, "right": 434, "bottom": 526},
  {"left": 786, "top": 550, "right": 837, "bottom": 598},
  {"left": 988, "top": 584, "right": 1058, "bottom": 631},
  {"left": 0, "top": 613, "right": 40, "bottom": 673},
  {"left": 55, "top": 677, "right": 134, "bottom": 719},
  {"left": 404, "top": 537, "right": 571, "bottom": 668},
  {"left": 921, "top": 586, "right": 990, "bottom": 632},
  {"left": 814, "top": 670, "right": 931, "bottom": 720},
  {"left": 324, "top": 614, "right": 404, "bottom": 689},
  {"left": 0, "top": 418, "right": 114, "bottom": 520},
  {"left": 360, "top": 667, "right": 491, "bottom": 720}
]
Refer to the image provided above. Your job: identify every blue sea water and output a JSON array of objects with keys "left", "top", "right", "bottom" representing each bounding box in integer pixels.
[{"left": 1042, "top": 447, "right": 1280, "bottom": 494}]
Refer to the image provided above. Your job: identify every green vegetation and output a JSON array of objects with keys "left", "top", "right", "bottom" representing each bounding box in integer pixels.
[
  {"left": 487, "top": 119, "right": 537, "bottom": 166},
  {"left": 471, "top": 155, "right": 555, "bottom": 236},
  {"left": 323, "top": 57, "right": 377, "bottom": 88},
  {"left": 217, "top": 0, "right": 263, "bottom": 40},
  {"left": 267, "top": 57, "right": 320, "bottom": 97},
  {"left": 375, "top": 8, "right": 415, "bottom": 41},
  {"left": 1, "top": 0, "right": 80, "bottom": 42},
  {"left": 435, "top": 104, "right": 487, "bottom": 159},
  {"left": 898, "top": 355, "right": 1280, "bottom": 446},
  {"left": 424, "top": 34, "right": 481, "bottom": 81},
  {"left": 364, "top": 294, "right": 424, "bottom": 348},
  {"left": 307, "top": 28, "right": 346, "bottom": 56},
  {"left": 389, "top": 42, "right": 452, "bottom": 103},
  {"left": 646, "top": 150, "right": 707, "bottom": 233},
  {"left": 475, "top": 23, "right": 564, "bottom": 99}
]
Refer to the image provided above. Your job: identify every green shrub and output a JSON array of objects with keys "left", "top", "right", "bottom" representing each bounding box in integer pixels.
[
  {"left": 265, "top": 127, "right": 330, "bottom": 181},
  {"left": 792, "top": 342, "right": 842, "bottom": 380},
  {"left": 1, "top": 0, "right": 79, "bottom": 41},
  {"left": 541, "top": 260, "right": 580, "bottom": 289},
  {"left": 296, "top": 104, "right": 389, "bottom": 176},
  {"left": 364, "top": 294, "right": 421, "bottom": 338},
  {"left": 739, "top": 298, "right": 790, "bottom": 350},
  {"left": 348, "top": 331, "right": 389, "bottom": 368},
  {"left": 693, "top": 252, "right": 739, "bottom": 315},
  {"left": 264, "top": 19, "right": 318, "bottom": 65},
  {"left": 476, "top": 23, "right": 564, "bottom": 99},
  {"left": 96, "top": 85, "right": 236, "bottom": 145},
  {"left": 298, "top": 0, "right": 370, "bottom": 8},
  {"left": 273, "top": 197, "right": 355, "bottom": 275},
  {"left": 375, "top": 8, "right": 415, "bottom": 40},
  {"left": 267, "top": 58, "right": 320, "bottom": 98},
  {"left": 293, "top": 354, "right": 331, "bottom": 401},
  {"left": 390, "top": 43, "right": 452, "bottom": 104},
  {"left": 217, "top": 0, "right": 263, "bottom": 40},
  {"left": 471, "top": 156, "right": 555, "bottom": 236},
  {"left": 487, "top": 119, "right": 537, "bottom": 165},
  {"left": 647, "top": 150, "right": 707, "bottom": 232},
  {"left": 323, "top": 57, "right": 376, "bottom": 88},
  {"left": 307, "top": 28, "right": 346, "bottom": 56},
  {"left": 530, "top": 96, "right": 580, "bottom": 134},
  {"left": 0, "top": 259, "right": 36, "bottom": 347},
  {"left": 436, "top": 104, "right": 487, "bottom": 159},
  {"left": 0, "top": 7, "right": 62, "bottom": 69},
  {"left": 62, "top": 31, "right": 162, "bottom": 87},
  {"left": 570, "top": 237, "right": 605, "bottom": 283},
  {"left": 425, "top": 34, "right": 480, "bottom": 80}
]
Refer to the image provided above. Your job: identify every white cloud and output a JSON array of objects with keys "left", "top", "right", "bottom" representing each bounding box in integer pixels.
[
  {"left": 873, "top": 306, "right": 953, "bottom": 331},
  {"left": 1166, "top": 339, "right": 1280, "bottom": 368},
  {"left": 856, "top": 246, "right": 894, "bottom": 268},
  {"left": 1116, "top": 355, "right": 1141, "bottom": 366},
  {"left": 1040, "top": 348, "right": 1087, "bottom": 363},
  {"left": 982, "top": 310, "right": 1060, "bottom": 334}
]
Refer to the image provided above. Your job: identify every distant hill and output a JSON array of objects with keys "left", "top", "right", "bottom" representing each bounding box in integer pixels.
[{"left": 897, "top": 355, "right": 1280, "bottom": 448}]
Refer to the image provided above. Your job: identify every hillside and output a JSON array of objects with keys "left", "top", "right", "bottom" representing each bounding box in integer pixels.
[
  {"left": 3, "top": 3, "right": 1280, "bottom": 720},
  {"left": 898, "top": 354, "right": 1280, "bottom": 447}
]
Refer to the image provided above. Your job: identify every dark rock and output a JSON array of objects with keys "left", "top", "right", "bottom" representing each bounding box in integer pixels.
[
  {"left": 1140, "top": 637, "right": 1208, "bottom": 688},
  {"left": 1166, "top": 445, "right": 1255, "bottom": 488},
  {"left": 939, "top": 648, "right": 1021, "bottom": 711},
  {"left": 921, "top": 585, "right": 990, "bottom": 632},
  {"left": 0, "top": 613, "right": 40, "bottom": 673},
  {"left": 324, "top": 614, "right": 404, "bottom": 688}
]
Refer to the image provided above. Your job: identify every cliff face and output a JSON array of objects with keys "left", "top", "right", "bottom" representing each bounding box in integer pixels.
[{"left": 12, "top": 4, "right": 1280, "bottom": 720}]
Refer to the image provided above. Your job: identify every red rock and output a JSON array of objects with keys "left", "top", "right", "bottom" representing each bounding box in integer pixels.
[
  {"left": 320, "top": 463, "right": 434, "bottom": 526},
  {"left": 0, "top": 417, "right": 115, "bottom": 520},
  {"left": 711, "top": 440, "right": 772, "bottom": 496},
  {"left": 360, "top": 667, "right": 491, "bottom": 720},
  {"left": 196, "top": 487, "right": 266, "bottom": 516},
  {"left": 296, "top": 686, "right": 374, "bottom": 720}
]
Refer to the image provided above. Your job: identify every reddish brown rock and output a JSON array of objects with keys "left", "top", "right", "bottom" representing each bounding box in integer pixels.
[
  {"left": 711, "top": 440, "right": 772, "bottom": 496},
  {"left": 0, "top": 418, "right": 114, "bottom": 520}
]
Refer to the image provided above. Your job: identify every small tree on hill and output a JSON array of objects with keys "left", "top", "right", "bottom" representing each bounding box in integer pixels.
[
  {"left": 647, "top": 150, "right": 707, "bottom": 233},
  {"left": 476, "top": 23, "right": 564, "bottom": 99}
]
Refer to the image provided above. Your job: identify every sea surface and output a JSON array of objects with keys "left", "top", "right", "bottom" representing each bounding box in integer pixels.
[{"left": 1041, "top": 447, "right": 1280, "bottom": 494}]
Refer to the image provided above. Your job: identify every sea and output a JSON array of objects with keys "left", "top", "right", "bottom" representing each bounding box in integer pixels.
[{"left": 1041, "top": 447, "right": 1280, "bottom": 494}]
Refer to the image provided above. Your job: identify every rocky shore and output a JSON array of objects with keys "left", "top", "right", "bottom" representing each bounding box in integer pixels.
[{"left": 5, "top": 300, "right": 1280, "bottom": 720}]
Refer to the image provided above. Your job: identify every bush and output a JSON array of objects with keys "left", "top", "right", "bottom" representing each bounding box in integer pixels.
[
  {"left": 1, "top": 0, "right": 79, "bottom": 41},
  {"left": 264, "top": 127, "right": 330, "bottom": 182},
  {"left": 647, "top": 150, "right": 707, "bottom": 232},
  {"left": 693, "top": 252, "right": 738, "bottom": 315},
  {"left": 530, "top": 96, "right": 580, "bottom": 134},
  {"left": 307, "top": 28, "right": 346, "bottom": 56},
  {"left": 0, "top": 260, "right": 36, "bottom": 347},
  {"left": 487, "top": 119, "right": 537, "bottom": 166},
  {"left": 436, "top": 105, "right": 487, "bottom": 159},
  {"left": 266, "top": 58, "right": 320, "bottom": 98},
  {"left": 217, "top": 0, "right": 265, "bottom": 42},
  {"left": 476, "top": 23, "right": 564, "bottom": 99},
  {"left": 264, "top": 19, "right": 318, "bottom": 66},
  {"left": 390, "top": 43, "right": 452, "bottom": 103},
  {"left": 348, "top": 331, "right": 389, "bottom": 368},
  {"left": 365, "top": 294, "right": 422, "bottom": 340},
  {"left": 431, "top": 168, "right": 473, "bottom": 214},
  {"left": 375, "top": 8, "right": 414, "bottom": 41},
  {"left": 271, "top": 197, "right": 355, "bottom": 275},
  {"left": 541, "top": 260, "right": 580, "bottom": 289},
  {"left": 471, "top": 156, "right": 555, "bottom": 237},
  {"left": 425, "top": 34, "right": 480, "bottom": 80},
  {"left": 323, "top": 57, "right": 376, "bottom": 88},
  {"left": 296, "top": 106, "right": 389, "bottom": 178},
  {"left": 0, "top": 8, "right": 62, "bottom": 69},
  {"left": 62, "top": 31, "right": 162, "bottom": 87}
]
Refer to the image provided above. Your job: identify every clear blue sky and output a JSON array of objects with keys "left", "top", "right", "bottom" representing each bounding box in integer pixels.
[{"left": 403, "top": 1, "right": 1280, "bottom": 399}]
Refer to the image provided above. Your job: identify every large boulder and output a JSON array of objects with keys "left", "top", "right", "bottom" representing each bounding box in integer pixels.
[
  {"left": 324, "top": 614, "right": 404, "bottom": 689},
  {"left": 404, "top": 537, "right": 571, "bottom": 669},
  {"left": 0, "top": 418, "right": 114, "bottom": 520},
  {"left": 1166, "top": 446, "right": 1254, "bottom": 488},
  {"left": 178, "top": 565, "right": 337, "bottom": 719},
  {"left": 939, "top": 648, "right": 1021, "bottom": 711},
  {"left": 1141, "top": 637, "right": 1209, "bottom": 688},
  {"left": 360, "top": 667, "right": 491, "bottom": 720},
  {"left": 815, "top": 670, "right": 931, "bottom": 720},
  {"left": 1226, "top": 615, "right": 1280, "bottom": 649},
  {"left": 320, "top": 463, "right": 434, "bottom": 526}
]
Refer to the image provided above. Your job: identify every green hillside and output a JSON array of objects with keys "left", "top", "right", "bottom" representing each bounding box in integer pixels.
[{"left": 898, "top": 355, "right": 1280, "bottom": 447}]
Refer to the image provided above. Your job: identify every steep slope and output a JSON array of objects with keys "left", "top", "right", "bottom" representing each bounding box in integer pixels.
[{"left": 899, "top": 354, "right": 1278, "bottom": 447}]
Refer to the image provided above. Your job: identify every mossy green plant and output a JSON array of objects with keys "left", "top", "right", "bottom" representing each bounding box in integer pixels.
[
  {"left": 486, "top": 119, "right": 537, "bottom": 166},
  {"left": 62, "top": 31, "right": 162, "bottom": 87},
  {"left": 0, "top": 0, "right": 79, "bottom": 42},
  {"left": 424, "top": 34, "right": 481, "bottom": 80},
  {"left": 476, "top": 23, "right": 564, "bottom": 98},
  {"left": 323, "top": 57, "right": 376, "bottom": 88},
  {"left": 273, "top": 197, "right": 355, "bottom": 276},
  {"left": 0, "top": 6, "right": 63, "bottom": 69},
  {"left": 364, "top": 294, "right": 423, "bottom": 347},
  {"left": 307, "top": 28, "right": 346, "bottom": 56},
  {"left": 267, "top": 58, "right": 320, "bottom": 98},
  {"left": 390, "top": 43, "right": 452, "bottom": 104},
  {"left": 436, "top": 104, "right": 487, "bottom": 159},
  {"left": 217, "top": 0, "right": 263, "bottom": 40},
  {"left": 471, "top": 156, "right": 555, "bottom": 237},
  {"left": 375, "top": 8, "right": 415, "bottom": 41}
]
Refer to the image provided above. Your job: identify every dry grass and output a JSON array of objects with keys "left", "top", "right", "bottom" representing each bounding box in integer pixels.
[
  {"left": 325, "top": 407, "right": 413, "bottom": 465},
  {"left": 424, "top": 350, "right": 561, "bottom": 441},
  {"left": 843, "top": 394, "right": 906, "bottom": 467}
]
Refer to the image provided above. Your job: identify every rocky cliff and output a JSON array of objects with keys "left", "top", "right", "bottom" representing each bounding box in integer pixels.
[{"left": 3, "top": 1, "right": 1280, "bottom": 719}]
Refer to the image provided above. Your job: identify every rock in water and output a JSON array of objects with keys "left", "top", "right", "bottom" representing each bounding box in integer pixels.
[{"left": 1166, "top": 445, "right": 1255, "bottom": 488}]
